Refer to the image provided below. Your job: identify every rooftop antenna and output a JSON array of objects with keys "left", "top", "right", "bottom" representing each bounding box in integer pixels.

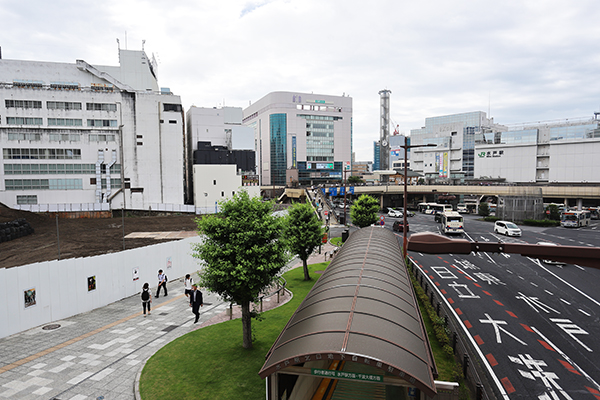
[
  {"left": 488, "top": 90, "right": 491, "bottom": 117},
  {"left": 125, "top": 31, "right": 127, "bottom": 49},
  {"left": 116, "top": 38, "right": 120, "bottom": 50},
  {"left": 142, "top": 40, "right": 146, "bottom": 51}
]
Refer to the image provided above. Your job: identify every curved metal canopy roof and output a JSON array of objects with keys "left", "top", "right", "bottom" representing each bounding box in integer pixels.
[{"left": 259, "top": 227, "right": 438, "bottom": 397}]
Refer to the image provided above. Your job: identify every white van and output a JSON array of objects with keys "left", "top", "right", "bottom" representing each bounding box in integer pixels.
[{"left": 494, "top": 220, "right": 521, "bottom": 237}]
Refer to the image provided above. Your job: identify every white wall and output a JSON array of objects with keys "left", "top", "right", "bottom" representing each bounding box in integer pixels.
[
  {"left": 548, "top": 140, "right": 600, "bottom": 183},
  {"left": 192, "top": 164, "right": 260, "bottom": 213},
  {"left": 0, "top": 236, "right": 203, "bottom": 339},
  {"left": 475, "top": 144, "right": 537, "bottom": 182}
]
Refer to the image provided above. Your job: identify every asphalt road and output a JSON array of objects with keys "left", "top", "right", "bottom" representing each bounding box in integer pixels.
[{"left": 381, "top": 211, "right": 600, "bottom": 399}]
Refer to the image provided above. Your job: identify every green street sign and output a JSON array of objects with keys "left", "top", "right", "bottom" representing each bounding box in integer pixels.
[{"left": 311, "top": 368, "right": 383, "bottom": 383}]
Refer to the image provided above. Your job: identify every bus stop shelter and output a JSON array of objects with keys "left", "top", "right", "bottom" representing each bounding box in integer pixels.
[{"left": 259, "top": 227, "right": 440, "bottom": 399}]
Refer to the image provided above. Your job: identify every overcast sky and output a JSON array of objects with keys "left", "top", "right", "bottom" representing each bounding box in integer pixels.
[{"left": 3, "top": 0, "right": 600, "bottom": 161}]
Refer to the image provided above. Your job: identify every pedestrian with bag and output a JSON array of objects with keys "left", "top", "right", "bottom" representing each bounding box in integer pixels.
[
  {"left": 141, "top": 282, "right": 152, "bottom": 316},
  {"left": 189, "top": 284, "right": 203, "bottom": 323},
  {"left": 184, "top": 274, "right": 193, "bottom": 298},
  {"left": 156, "top": 269, "right": 168, "bottom": 298}
]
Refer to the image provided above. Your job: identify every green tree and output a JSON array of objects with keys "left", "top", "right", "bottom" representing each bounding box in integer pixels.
[
  {"left": 547, "top": 204, "right": 561, "bottom": 221},
  {"left": 193, "top": 191, "right": 288, "bottom": 349},
  {"left": 284, "top": 202, "right": 324, "bottom": 281},
  {"left": 347, "top": 175, "right": 363, "bottom": 185},
  {"left": 478, "top": 202, "right": 490, "bottom": 217},
  {"left": 350, "top": 194, "right": 380, "bottom": 228}
]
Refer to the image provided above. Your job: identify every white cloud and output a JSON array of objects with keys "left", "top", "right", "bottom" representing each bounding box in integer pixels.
[{"left": 2, "top": 0, "right": 600, "bottom": 160}]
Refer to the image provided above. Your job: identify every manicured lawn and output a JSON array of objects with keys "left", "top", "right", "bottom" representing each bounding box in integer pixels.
[
  {"left": 330, "top": 237, "right": 343, "bottom": 246},
  {"left": 139, "top": 262, "right": 328, "bottom": 400},
  {"left": 139, "top": 260, "right": 458, "bottom": 399}
]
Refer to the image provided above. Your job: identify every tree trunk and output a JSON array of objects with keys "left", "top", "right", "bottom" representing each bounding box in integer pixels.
[
  {"left": 303, "top": 258, "right": 311, "bottom": 281},
  {"left": 241, "top": 300, "right": 253, "bottom": 349}
]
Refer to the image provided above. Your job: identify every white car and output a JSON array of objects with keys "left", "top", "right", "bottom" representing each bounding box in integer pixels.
[
  {"left": 387, "top": 208, "right": 402, "bottom": 218},
  {"left": 494, "top": 220, "right": 522, "bottom": 237}
]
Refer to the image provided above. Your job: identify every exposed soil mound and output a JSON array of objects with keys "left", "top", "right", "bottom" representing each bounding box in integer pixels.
[{"left": 0, "top": 203, "right": 200, "bottom": 269}]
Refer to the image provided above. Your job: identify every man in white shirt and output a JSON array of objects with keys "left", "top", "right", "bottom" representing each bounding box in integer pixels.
[{"left": 156, "top": 269, "right": 168, "bottom": 298}]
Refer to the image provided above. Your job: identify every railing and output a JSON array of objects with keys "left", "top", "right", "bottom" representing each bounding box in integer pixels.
[
  {"left": 228, "top": 276, "right": 289, "bottom": 319},
  {"left": 409, "top": 258, "right": 501, "bottom": 400}
]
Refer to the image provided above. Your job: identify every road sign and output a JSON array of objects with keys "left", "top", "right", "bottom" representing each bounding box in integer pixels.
[{"left": 380, "top": 215, "right": 385, "bottom": 226}]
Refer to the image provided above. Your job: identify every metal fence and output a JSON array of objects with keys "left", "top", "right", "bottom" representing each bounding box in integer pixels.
[{"left": 409, "top": 259, "right": 505, "bottom": 400}]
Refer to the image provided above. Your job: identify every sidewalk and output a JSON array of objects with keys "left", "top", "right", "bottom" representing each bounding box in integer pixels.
[{"left": 0, "top": 242, "right": 338, "bottom": 400}]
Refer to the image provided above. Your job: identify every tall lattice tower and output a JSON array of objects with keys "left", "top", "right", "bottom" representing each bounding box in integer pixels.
[{"left": 378, "top": 90, "right": 391, "bottom": 173}]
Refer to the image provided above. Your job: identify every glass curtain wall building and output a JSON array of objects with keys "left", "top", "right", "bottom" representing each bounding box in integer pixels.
[
  {"left": 373, "top": 141, "right": 380, "bottom": 171},
  {"left": 270, "top": 114, "right": 287, "bottom": 186},
  {"left": 243, "top": 92, "right": 353, "bottom": 186}
]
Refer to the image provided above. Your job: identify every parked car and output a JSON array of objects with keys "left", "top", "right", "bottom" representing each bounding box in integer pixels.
[
  {"left": 536, "top": 242, "right": 565, "bottom": 265},
  {"left": 392, "top": 220, "right": 409, "bottom": 232},
  {"left": 387, "top": 208, "right": 402, "bottom": 218},
  {"left": 494, "top": 220, "right": 522, "bottom": 237}
]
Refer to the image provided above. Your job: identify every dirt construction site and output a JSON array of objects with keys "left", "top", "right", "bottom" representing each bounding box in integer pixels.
[{"left": 0, "top": 202, "right": 200, "bottom": 269}]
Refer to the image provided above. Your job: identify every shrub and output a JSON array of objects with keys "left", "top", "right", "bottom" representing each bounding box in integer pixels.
[{"left": 522, "top": 219, "right": 561, "bottom": 227}]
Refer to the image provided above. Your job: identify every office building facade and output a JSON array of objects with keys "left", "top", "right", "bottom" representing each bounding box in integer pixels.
[
  {"left": 410, "top": 111, "right": 506, "bottom": 182},
  {"left": 475, "top": 115, "right": 600, "bottom": 183},
  {"left": 0, "top": 49, "right": 185, "bottom": 211},
  {"left": 243, "top": 92, "right": 352, "bottom": 186}
]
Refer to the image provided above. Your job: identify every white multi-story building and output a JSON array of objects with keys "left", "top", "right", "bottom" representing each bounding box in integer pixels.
[
  {"left": 243, "top": 91, "right": 353, "bottom": 186},
  {"left": 0, "top": 49, "right": 185, "bottom": 212},
  {"left": 475, "top": 115, "right": 600, "bottom": 183},
  {"left": 186, "top": 106, "right": 256, "bottom": 206},
  {"left": 410, "top": 111, "right": 506, "bottom": 182}
]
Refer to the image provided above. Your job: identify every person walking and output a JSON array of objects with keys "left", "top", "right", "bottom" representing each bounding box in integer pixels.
[
  {"left": 189, "top": 284, "right": 203, "bottom": 323},
  {"left": 141, "top": 283, "right": 152, "bottom": 316},
  {"left": 184, "top": 274, "right": 193, "bottom": 298},
  {"left": 156, "top": 269, "right": 168, "bottom": 298}
]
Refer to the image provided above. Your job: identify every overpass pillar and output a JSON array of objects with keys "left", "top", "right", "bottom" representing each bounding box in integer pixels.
[
  {"left": 380, "top": 194, "right": 384, "bottom": 210},
  {"left": 577, "top": 198, "right": 583, "bottom": 211},
  {"left": 422, "top": 195, "right": 427, "bottom": 203}
]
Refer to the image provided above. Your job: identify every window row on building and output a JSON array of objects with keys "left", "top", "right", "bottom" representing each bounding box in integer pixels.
[
  {"left": 4, "top": 163, "right": 121, "bottom": 175},
  {"left": 3, "top": 117, "right": 118, "bottom": 127},
  {"left": 5, "top": 100, "right": 119, "bottom": 111},
  {"left": 3, "top": 148, "right": 82, "bottom": 159},
  {"left": 5, "top": 132, "right": 116, "bottom": 142},
  {"left": 5, "top": 178, "right": 121, "bottom": 191}
]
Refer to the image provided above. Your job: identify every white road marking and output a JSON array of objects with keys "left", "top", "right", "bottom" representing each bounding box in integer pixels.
[
  {"left": 578, "top": 309, "right": 590, "bottom": 317},
  {"left": 531, "top": 326, "right": 600, "bottom": 392},
  {"left": 528, "top": 258, "right": 600, "bottom": 309},
  {"left": 560, "top": 298, "right": 571, "bottom": 305}
]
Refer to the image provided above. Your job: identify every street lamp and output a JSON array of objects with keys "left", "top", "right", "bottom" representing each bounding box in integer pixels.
[{"left": 401, "top": 137, "right": 436, "bottom": 256}]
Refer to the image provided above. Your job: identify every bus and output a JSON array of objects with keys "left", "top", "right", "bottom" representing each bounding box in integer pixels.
[
  {"left": 418, "top": 203, "right": 434, "bottom": 213},
  {"left": 441, "top": 211, "right": 464, "bottom": 234},
  {"left": 432, "top": 204, "right": 453, "bottom": 221},
  {"left": 561, "top": 210, "right": 591, "bottom": 228}
]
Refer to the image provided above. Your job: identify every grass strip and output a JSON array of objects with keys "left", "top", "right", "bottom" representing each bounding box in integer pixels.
[{"left": 139, "top": 262, "right": 328, "bottom": 400}]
